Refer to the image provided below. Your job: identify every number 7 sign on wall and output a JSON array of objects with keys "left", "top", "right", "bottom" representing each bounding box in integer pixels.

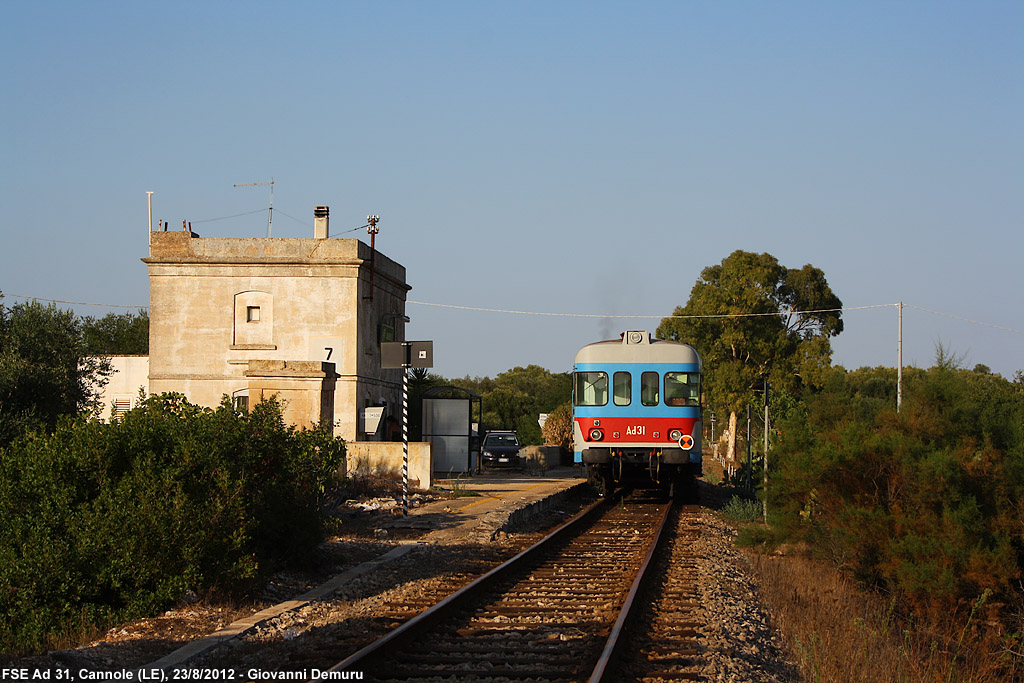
[{"left": 309, "top": 337, "right": 345, "bottom": 364}]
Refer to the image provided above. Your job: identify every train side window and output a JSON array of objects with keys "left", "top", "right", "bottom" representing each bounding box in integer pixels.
[
  {"left": 574, "top": 371, "right": 608, "bottom": 406},
  {"left": 641, "top": 372, "right": 660, "bottom": 406},
  {"left": 664, "top": 372, "right": 701, "bottom": 406},
  {"left": 613, "top": 371, "right": 631, "bottom": 406}
]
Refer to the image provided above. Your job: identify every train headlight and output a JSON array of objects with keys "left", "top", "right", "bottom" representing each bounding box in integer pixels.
[
  {"left": 669, "top": 429, "right": 684, "bottom": 442},
  {"left": 589, "top": 428, "right": 604, "bottom": 441}
]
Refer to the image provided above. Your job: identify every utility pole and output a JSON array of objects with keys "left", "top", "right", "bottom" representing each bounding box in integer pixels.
[
  {"left": 763, "top": 381, "right": 769, "bottom": 521},
  {"left": 365, "top": 215, "right": 380, "bottom": 300},
  {"left": 897, "top": 301, "right": 903, "bottom": 413},
  {"left": 710, "top": 412, "right": 716, "bottom": 463},
  {"left": 745, "top": 405, "right": 751, "bottom": 494}
]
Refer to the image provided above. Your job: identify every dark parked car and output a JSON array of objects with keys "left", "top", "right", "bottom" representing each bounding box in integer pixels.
[{"left": 480, "top": 431, "right": 522, "bottom": 469}]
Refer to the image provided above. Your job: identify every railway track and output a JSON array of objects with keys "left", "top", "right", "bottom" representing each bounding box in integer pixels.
[
  {"left": 329, "top": 491, "right": 704, "bottom": 682},
  {"left": 10, "top": 479, "right": 802, "bottom": 680},
  {"left": 608, "top": 505, "right": 704, "bottom": 682}
]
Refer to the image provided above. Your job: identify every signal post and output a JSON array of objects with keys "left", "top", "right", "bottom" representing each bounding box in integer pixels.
[{"left": 381, "top": 341, "right": 433, "bottom": 515}]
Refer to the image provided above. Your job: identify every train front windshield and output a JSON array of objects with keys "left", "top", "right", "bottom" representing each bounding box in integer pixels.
[
  {"left": 665, "top": 372, "right": 701, "bottom": 406},
  {"left": 574, "top": 372, "right": 608, "bottom": 406},
  {"left": 575, "top": 370, "right": 700, "bottom": 407}
]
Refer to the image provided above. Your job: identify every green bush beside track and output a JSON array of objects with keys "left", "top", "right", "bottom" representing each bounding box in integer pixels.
[{"left": 0, "top": 393, "right": 344, "bottom": 657}]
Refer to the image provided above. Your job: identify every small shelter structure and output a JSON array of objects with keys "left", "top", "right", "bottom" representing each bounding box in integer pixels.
[{"left": 421, "top": 386, "right": 481, "bottom": 474}]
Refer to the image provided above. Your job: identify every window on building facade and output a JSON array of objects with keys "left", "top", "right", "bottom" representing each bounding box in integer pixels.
[
  {"left": 233, "top": 291, "right": 274, "bottom": 347},
  {"left": 111, "top": 397, "right": 132, "bottom": 420}
]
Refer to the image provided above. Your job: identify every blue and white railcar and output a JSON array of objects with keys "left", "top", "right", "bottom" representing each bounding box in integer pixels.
[{"left": 573, "top": 330, "right": 702, "bottom": 498}]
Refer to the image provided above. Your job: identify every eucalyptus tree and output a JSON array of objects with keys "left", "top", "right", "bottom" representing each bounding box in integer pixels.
[{"left": 657, "top": 250, "right": 843, "bottom": 462}]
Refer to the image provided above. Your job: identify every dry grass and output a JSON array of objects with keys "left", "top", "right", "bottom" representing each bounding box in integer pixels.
[{"left": 744, "top": 547, "right": 1021, "bottom": 683}]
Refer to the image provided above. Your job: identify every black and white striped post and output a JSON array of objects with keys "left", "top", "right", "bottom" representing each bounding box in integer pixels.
[
  {"left": 381, "top": 339, "right": 433, "bottom": 518},
  {"left": 402, "top": 364, "right": 409, "bottom": 516}
]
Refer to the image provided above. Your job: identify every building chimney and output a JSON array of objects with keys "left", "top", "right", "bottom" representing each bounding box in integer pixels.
[{"left": 314, "top": 206, "right": 329, "bottom": 238}]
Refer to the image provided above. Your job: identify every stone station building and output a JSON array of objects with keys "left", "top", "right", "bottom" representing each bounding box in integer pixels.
[
  {"left": 99, "top": 208, "right": 415, "bottom": 443},
  {"left": 142, "top": 212, "right": 409, "bottom": 442}
]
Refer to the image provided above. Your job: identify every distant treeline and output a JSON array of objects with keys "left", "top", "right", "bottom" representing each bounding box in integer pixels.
[{"left": 408, "top": 365, "right": 572, "bottom": 446}]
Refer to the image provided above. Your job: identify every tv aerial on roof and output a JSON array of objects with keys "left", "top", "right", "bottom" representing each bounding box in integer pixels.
[{"left": 233, "top": 178, "right": 274, "bottom": 237}]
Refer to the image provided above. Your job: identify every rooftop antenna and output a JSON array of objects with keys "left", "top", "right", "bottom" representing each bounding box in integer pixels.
[{"left": 233, "top": 178, "right": 274, "bottom": 236}]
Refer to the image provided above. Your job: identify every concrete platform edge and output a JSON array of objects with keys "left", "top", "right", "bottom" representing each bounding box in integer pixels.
[{"left": 468, "top": 480, "right": 589, "bottom": 542}]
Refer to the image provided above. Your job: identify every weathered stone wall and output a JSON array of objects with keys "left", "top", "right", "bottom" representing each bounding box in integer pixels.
[
  {"left": 245, "top": 360, "right": 336, "bottom": 429},
  {"left": 520, "top": 445, "right": 567, "bottom": 470},
  {"left": 345, "top": 441, "right": 432, "bottom": 490}
]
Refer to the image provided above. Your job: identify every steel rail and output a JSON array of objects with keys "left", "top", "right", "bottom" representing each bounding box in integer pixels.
[
  {"left": 587, "top": 501, "right": 674, "bottom": 683},
  {"left": 327, "top": 497, "right": 609, "bottom": 675}
]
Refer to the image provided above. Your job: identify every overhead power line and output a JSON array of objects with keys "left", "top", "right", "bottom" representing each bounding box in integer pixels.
[
  {"left": 3, "top": 294, "right": 147, "bottom": 309},
  {"left": 273, "top": 209, "right": 312, "bottom": 229},
  {"left": 3, "top": 292, "right": 1022, "bottom": 335},
  {"left": 905, "top": 304, "right": 1024, "bottom": 335},
  {"left": 406, "top": 300, "right": 895, "bottom": 320},
  {"left": 339, "top": 223, "right": 372, "bottom": 234}
]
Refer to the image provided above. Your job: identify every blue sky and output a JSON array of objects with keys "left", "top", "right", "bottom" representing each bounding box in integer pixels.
[{"left": 2, "top": 1, "right": 1021, "bottom": 379}]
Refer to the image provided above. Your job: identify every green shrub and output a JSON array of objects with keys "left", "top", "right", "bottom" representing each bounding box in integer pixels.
[
  {"left": 769, "top": 365, "right": 1024, "bottom": 622},
  {"left": 0, "top": 393, "right": 344, "bottom": 656},
  {"left": 721, "top": 495, "right": 763, "bottom": 523}
]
